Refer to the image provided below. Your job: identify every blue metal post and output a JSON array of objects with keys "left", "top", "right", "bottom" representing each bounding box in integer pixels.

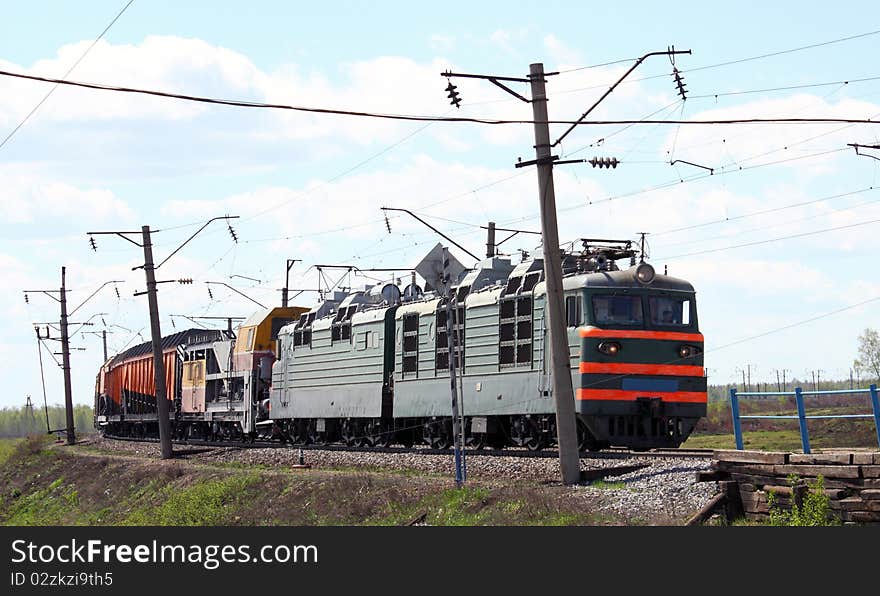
[
  {"left": 730, "top": 388, "right": 743, "bottom": 450},
  {"left": 870, "top": 384, "right": 880, "bottom": 450},
  {"left": 795, "top": 387, "right": 811, "bottom": 454}
]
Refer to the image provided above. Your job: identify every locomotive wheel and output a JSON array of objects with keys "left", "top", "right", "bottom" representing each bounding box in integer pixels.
[
  {"left": 432, "top": 435, "right": 453, "bottom": 450},
  {"left": 577, "top": 420, "right": 607, "bottom": 452},
  {"left": 341, "top": 420, "right": 356, "bottom": 447},
  {"left": 466, "top": 433, "right": 486, "bottom": 450},
  {"left": 368, "top": 422, "right": 394, "bottom": 448},
  {"left": 524, "top": 435, "right": 545, "bottom": 452}
]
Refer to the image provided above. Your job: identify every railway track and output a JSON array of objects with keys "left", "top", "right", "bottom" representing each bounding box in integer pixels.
[{"left": 102, "top": 434, "right": 713, "bottom": 460}]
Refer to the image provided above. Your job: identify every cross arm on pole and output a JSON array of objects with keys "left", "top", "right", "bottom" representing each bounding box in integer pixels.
[
  {"left": 380, "top": 206, "right": 480, "bottom": 262},
  {"left": 70, "top": 281, "right": 123, "bottom": 316},
  {"left": 156, "top": 215, "right": 239, "bottom": 269},
  {"left": 23, "top": 289, "right": 63, "bottom": 303},
  {"left": 205, "top": 281, "right": 267, "bottom": 308},
  {"left": 552, "top": 49, "right": 691, "bottom": 148},
  {"left": 86, "top": 231, "right": 143, "bottom": 247}
]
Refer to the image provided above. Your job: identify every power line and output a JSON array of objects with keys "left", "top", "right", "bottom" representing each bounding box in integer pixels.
[
  {"left": 555, "top": 28, "right": 880, "bottom": 96},
  {"left": 0, "top": 0, "right": 135, "bottom": 152},
  {"left": 657, "top": 189, "right": 880, "bottom": 250},
  {"left": 0, "top": 69, "right": 877, "bottom": 127},
  {"left": 556, "top": 56, "right": 641, "bottom": 73},
  {"left": 690, "top": 75, "right": 880, "bottom": 100},
  {"left": 711, "top": 295, "right": 880, "bottom": 352},
  {"left": 653, "top": 186, "right": 877, "bottom": 237},
  {"left": 685, "top": 28, "right": 880, "bottom": 75},
  {"left": 244, "top": 118, "right": 439, "bottom": 221},
  {"left": 659, "top": 214, "right": 880, "bottom": 260}
]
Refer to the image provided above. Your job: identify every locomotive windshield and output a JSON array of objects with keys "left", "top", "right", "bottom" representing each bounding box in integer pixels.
[
  {"left": 592, "top": 295, "right": 643, "bottom": 326},
  {"left": 590, "top": 293, "right": 696, "bottom": 329},
  {"left": 647, "top": 295, "right": 692, "bottom": 327}
]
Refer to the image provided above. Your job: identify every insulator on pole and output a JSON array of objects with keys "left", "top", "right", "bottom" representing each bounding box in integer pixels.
[
  {"left": 672, "top": 67, "right": 687, "bottom": 100},
  {"left": 588, "top": 156, "right": 619, "bottom": 169},
  {"left": 445, "top": 80, "right": 461, "bottom": 108}
]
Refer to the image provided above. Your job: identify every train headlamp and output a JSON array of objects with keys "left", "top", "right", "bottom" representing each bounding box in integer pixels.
[
  {"left": 597, "top": 341, "right": 621, "bottom": 356},
  {"left": 678, "top": 344, "right": 701, "bottom": 358},
  {"left": 635, "top": 262, "right": 655, "bottom": 285}
]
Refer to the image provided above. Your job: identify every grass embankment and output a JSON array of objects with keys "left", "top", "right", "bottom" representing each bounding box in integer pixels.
[{"left": 0, "top": 436, "right": 612, "bottom": 526}]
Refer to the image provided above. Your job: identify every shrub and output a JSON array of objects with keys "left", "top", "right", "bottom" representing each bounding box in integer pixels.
[{"left": 768, "top": 475, "right": 839, "bottom": 526}]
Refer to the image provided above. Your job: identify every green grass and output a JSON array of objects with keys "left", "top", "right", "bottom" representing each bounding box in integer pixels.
[
  {"left": 122, "top": 475, "right": 260, "bottom": 526},
  {"left": 3, "top": 476, "right": 91, "bottom": 525},
  {"left": 588, "top": 480, "right": 626, "bottom": 490},
  {"left": 0, "top": 438, "right": 23, "bottom": 466},
  {"left": 684, "top": 430, "right": 804, "bottom": 451}
]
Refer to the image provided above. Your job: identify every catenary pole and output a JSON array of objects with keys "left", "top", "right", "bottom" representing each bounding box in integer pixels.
[
  {"left": 59, "top": 267, "right": 76, "bottom": 445},
  {"left": 528, "top": 63, "right": 580, "bottom": 485},
  {"left": 443, "top": 246, "right": 465, "bottom": 485},
  {"left": 35, "top": 330, "right": 51, "bottom": 434},
  {"left": 141, "top": 225, "right": 173, "bottom": 459}
]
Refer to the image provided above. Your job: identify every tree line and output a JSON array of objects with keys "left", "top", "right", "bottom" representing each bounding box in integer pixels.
[{"left": 0, "top": 404, "right": 94, "bottom": 438}]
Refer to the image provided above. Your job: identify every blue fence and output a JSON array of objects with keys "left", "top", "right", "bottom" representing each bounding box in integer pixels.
[{"left": 729, "top": 384, "right": 880, "bottom": 453}]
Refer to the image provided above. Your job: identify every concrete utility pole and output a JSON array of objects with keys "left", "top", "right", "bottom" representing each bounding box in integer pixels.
[
  {"left": 441, "top": 49, "right": 689, "bottom": 486},
  {"left": 528, "top": 62, "right": 580, "bottom": 486},
  {"left": 141, "top": 226, "right": 173, "bottom": 460},
  {"left": 89, "top": 215, "right": 238, "bottom": 461},
  {"left": 59, "top": 267, "right": 76, "bottom": 445}
]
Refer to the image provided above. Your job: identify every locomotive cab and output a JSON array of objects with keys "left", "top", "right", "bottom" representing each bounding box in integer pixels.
[{"left": 575, "top": 263, "right": 706, "bottom": 449}]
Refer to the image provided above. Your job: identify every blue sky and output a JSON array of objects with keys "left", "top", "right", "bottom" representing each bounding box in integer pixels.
[{"left": 2, "top": 1, "right": 880, "bottom": 409}]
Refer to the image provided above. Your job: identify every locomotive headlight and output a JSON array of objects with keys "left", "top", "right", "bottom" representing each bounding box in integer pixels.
[
  {"left": 678, "top": 344, "right": 701, "bottom": 358},
  {"left": 635, "top": 262, "right": 655, "bottom": 285},
  {"left": 598, "top": 341, "right": 621, "bottom": 356}
]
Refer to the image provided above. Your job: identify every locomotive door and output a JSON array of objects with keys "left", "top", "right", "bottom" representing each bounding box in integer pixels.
[{"left": 181, "top": 360, "right": 206, "bottom": 413}]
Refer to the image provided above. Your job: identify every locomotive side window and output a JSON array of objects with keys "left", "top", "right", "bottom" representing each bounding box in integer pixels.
[
  {"left": 592, "top": 295, "right": 643, "bottom": 326},
  {"left": 521, "top": 271, "right": 542, "bottom": 292},
  {"left": 499, "top": 295, "right": 534, "bottom": 367},
  {"left": 402, "top": 313, "right": 419, "bottom": 377},
  {"left": 435, "top": 301, "right": 464, "bottom": 372},
  {"left": 648, "top": 296, "right": 692, "bottom": 327},
  {"left": 565, "top": 295, "right": 582, "bottom": 327}
]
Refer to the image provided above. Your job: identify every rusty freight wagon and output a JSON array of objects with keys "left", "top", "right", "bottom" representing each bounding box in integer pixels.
[
  {"left": 95, "top": 307, "right": 308, "bottom": 439},
  {"left": 94, "top": 329, "right": 227, "bottom": 437}
]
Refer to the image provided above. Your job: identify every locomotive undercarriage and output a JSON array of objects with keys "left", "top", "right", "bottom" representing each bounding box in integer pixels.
[
  {"left": 255, "top": 411, "right": 696, "bottom": 451},
  {"left": 102, "top": 412, "right": 697, "bottom": 451}
]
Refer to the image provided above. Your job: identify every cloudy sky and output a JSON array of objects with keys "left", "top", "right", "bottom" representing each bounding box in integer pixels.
[{"left": 3, "top": 1, "right": 880, "bottom": 410}]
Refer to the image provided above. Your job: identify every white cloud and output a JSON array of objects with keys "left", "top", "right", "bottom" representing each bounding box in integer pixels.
[{"left": 0, "top": 167, "right": 135, "bottom": 224}]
